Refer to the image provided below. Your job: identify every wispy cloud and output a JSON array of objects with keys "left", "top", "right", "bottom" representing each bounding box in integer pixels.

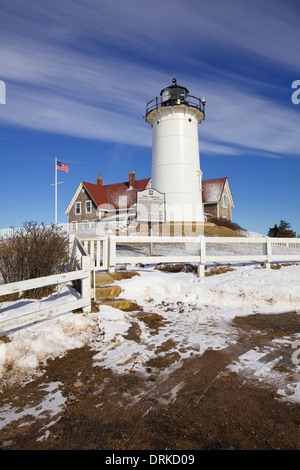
[{"left": 0, "top": 0, "right": 299, "bottom": 158}]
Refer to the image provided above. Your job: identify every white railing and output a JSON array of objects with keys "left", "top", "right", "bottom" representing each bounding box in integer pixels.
[
  {"left": 80, "top": 237, "right": 108, "bottom": 271},
  {"left": 80, "top": 235, "right": 300, "bottom": 278},
  {"left": 0, "top": 227, "right": 15, "bottom": 238},
  {"left": 237, "top": 230, "right": 266, "bottom": 238},
  {"left": 75, "top": 235, "right": 108, "bottom": 299},
  {"left": 0, "top": 220, "right": 129, "bottom": 238},
  {"left": 0, "top": 237, "right": 92, "bottom": 336}
]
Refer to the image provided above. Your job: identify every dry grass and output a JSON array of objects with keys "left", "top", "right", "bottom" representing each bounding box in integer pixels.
[
  {"left": 205, "top": 266, "right": 235, "bottom": 276},
  {"left": 270, "top": 263, "right": 299, "bottom": 270},
  {"left": 204, "top": 224, "right": 243, "bottom": 237}
]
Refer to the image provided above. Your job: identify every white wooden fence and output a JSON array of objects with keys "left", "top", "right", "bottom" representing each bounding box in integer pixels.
[
  {"left": 0, "top": 237, "right": 91, "bottom": 335},
  {"left": 1, "top": 234, "right": 300, "bottom": 336},
  {"left": 80, "top": 235, "right": 300, "bottom": 278}
]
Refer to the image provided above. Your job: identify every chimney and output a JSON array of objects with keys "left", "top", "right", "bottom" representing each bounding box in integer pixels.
[
  {"left": 129, "top": 171, "right": 135, "bottom": 188},
  {"left": 97, "top": 174, "right": 103, "bottom": 186}
]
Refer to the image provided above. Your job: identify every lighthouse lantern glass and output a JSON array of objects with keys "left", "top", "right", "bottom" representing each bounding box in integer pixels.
[{"left": 161, "top": 86, "right": 188, "bottom": 106}]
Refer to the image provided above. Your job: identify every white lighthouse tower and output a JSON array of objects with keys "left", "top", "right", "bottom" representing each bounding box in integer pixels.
[{"left": 145, "top": 78, "right": 206, "bottom": 224}]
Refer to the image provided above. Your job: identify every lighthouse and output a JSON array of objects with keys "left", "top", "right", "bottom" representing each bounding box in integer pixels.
[{"left": 145, "top": 78, "right": 206, "bottom": 224}]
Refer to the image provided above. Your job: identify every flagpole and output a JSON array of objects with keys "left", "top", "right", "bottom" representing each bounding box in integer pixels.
[
  {"left": 55, "top": 156, "right": 57, "bottom": 225},
  {"left": 50, "top": 158, "right": 65, "bottom": 226}
]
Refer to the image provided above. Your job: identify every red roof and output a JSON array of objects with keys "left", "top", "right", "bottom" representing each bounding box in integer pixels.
[
  {"left": 202, "top": 178, "right": 227, "bottom": 203},
  {"left": 81, "top": 176, "right": 228, "bottom": 211},
  {"left": 83, "top": 178, "right": 150, "bottom": 210}
]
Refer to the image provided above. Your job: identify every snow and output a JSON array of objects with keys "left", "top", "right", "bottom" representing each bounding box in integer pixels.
[
  {"left": 0, "top": 262, "right": 300, "bottom": 431},
  {"left": 0, "top": 381, "right": 66, "bottom": 436},
  {"left": 117, "top": 264, "right": 300, "bottom": 313}
]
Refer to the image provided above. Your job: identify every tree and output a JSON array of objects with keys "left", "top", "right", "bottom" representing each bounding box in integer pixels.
[{"left": 267, "top": 220, "right": 296, "bottom": 238}]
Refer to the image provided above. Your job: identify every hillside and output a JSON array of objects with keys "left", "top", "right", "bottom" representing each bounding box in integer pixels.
[
  {"left": 127, "top": 221, "right": 245, "bottom": 237},
  {"left": 204, "top": 222, "right": 244, "bottom": 237}
]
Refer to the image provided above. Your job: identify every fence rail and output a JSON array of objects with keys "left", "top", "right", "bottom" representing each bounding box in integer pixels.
[
  {"left": 0, "top": 254, "right": 91, "bottom": 336},
  {"left": 80, "top": 235, "right": 300, "bottom": 278}
]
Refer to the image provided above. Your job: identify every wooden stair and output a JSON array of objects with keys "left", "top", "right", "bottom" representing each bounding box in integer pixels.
[{"left": 93, "top": 271, "right": 142, "bottom": 312}]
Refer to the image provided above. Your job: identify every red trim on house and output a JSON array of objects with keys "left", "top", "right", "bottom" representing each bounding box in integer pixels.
[{"left": 82, "top": 178, "right": 150, "bottom": 211}]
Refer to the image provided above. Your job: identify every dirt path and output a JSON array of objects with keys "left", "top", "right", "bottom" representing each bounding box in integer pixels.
[{"left": 0, "top": 311, "right": 299, "bottom": 450}]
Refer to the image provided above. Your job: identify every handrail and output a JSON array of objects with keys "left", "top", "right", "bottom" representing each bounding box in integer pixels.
[
  {"left": 74, "top": 236, "right": 89, "bottom": 256},
  {"left": 145, "top": 94, "right": 205, "bottom": 118}
]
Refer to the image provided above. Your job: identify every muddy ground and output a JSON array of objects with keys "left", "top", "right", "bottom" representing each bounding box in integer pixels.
[{"left": 0, "top": 310, "right": 299, "bottom": 451}]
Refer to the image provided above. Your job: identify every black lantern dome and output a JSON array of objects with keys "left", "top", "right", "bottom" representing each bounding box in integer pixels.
[{"left": 160, "top": 77, "right": 189, "bottom": 106}]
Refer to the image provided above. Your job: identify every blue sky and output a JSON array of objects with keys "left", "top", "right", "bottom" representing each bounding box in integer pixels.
[{"left": 0, "top": 0, "right": 300, "bottom": 235}]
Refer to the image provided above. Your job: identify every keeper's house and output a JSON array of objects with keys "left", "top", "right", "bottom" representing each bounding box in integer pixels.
[{"left": 65, "top": 171, "right": 234, "bottom": 227}]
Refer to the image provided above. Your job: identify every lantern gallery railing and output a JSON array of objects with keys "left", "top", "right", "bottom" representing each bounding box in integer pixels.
[{"left": 145, "top": 94, "right": 206, "bottom": 118}]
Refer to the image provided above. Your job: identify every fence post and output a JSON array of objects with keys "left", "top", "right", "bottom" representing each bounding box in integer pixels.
[
  {"left": 81, "top": 255, "right": 91, "bottom": 313},
  {"left": 264, "top": 237, "right": 272, "bottom": 269},
  {"left": 102, "top": 235, "right": 108, "bottom": 270},
  {"left": 198, "top": 235, "right": 206, "bottom": 278},
  {"left": 68, "top": 234, "right": 75, "bottom": 265},
  {"left": 90, "top": 240, "right": 95, "bottom": 264},
  {"left": 108, "top": 235, "right": 116, "bottom": 273}
]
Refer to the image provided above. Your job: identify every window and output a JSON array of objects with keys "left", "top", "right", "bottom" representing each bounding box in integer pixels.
[
  {"left": 75, "top": 202, "right": 81, "bottom": 215},
  {"left": 85, "top": 200, "right": 92, "bottom": 214},
  {"left": 222, "top": 194, "right": 228, "bottom": 208}
]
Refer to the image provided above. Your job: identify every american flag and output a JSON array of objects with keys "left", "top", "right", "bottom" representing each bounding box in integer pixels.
[{"left": 57, "top": 161, "right": 69, "bottom": 173}]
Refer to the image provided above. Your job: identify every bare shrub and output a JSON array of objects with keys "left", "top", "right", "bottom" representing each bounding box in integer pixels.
[
  {"left": 0, "top": 222, "right": 70, "bottom": 299},
  {"left": 208, "top": 217, "right": 245, "bottom": 232}
]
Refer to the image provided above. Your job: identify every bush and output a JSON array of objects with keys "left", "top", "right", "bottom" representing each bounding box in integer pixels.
[
  {"left": 0, "top": 222, "right": 70, "bottom": 299},
  {"left": 208, "top": 217, "right": 245, "bottom": 232}
]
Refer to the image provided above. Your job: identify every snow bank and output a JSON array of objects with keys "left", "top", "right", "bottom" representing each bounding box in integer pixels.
[
  {"left": 0, "top": 312, "right": 99, "bottom": 379},
  {"left": 118, "top": 264, "right": 300, "bottom": 314}
]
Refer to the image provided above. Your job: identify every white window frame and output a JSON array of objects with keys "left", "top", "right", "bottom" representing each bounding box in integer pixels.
[
  {"left": 75, "top": 202, "right": 81, "bottom": 215},
  {"left": 222, "top": 194, "right": 228, "bottom": 209},
  {"left": 85, "top": 200, "right": 92, "bottom": 214}
]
